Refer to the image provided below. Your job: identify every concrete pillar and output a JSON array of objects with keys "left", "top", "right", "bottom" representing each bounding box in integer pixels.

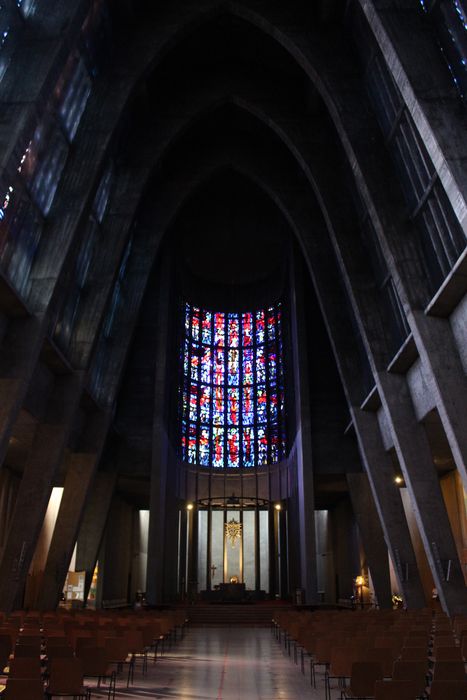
[
  {"left": 378, "top": 372, "right": 467, "bottom": 615},
  {"left": 0, "top": 372, "right": 82, "bottom": 612},
  {"left": 146, "top": 259, "right": 170, "bottom": 605},
  {"left": 351, "top": 407, "right": 426, "bottom": 608},
  {"left": 37, "top": 453, "right": 99, "bottom": 610},
  {"left": 347, "top": 472, "right": 392, "bottom": 608},
  {"left": 409, "top": 311, "right": 467, "bottom": 491},
  {"left": 75, "top": 471, "right": 117, "bottom": 602},
  {"left": 289, "top": 252, "right": 319, "bottom": 604},
  {"left": 36, "top": 408, "right": 111, "bottom": 609},
  {"left": 0, "top": 316, "right": 45, "bottom": 468}
]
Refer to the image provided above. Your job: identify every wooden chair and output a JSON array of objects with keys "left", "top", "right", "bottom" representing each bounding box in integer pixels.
[
  {"left": 374, "top": 680, "right": 418, "bottom": 700},
  {"left": 7, "top": 657, "right": 42, "bottom": 679},
  {"left": 325, "top": 646, "right": 359, "bottom": 700},
  {"left": 400, "top": 646, "right": 428, "bottom": 662},
  {"left": 340, "top": 662, "right": 383, "bottom": 699},
  {"left": 13, "top": 645, "right": 40, "bottom": 659},
  {"left": 366, "top": 648, "right": 395, "bottom": 677},
  {"left": 430, "top": 680, "right": 467, "bottom": 700},
  {"left": 77, "top": 646, "right": 116, "bottom": 700},
  {"left": 432, "top": 645, "right": 463, "bottom": 661},
  {"left": 104, "top": 637, "right": 134, "bottom": 687},
  {"left": 45, "top": 657, "right": 90, "bottom": 699},
  {"left": 4, "top": 678, "right": 45, "bottom": 699},
  {"left": 392, "top": 660, "right": 427, "bottom": 690},
  {"left": 432, "top": 660, "right": 467, "bottom": 681}
]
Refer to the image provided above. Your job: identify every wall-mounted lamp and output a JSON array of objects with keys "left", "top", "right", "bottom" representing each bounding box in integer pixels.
[
  {"left": 186, "top": 503, "right": 194, "bottom": 511},
  {"left": 274, "top": 503, "right": 282, "bottom": 511},
  {"left": 394, "top": 476, "right": 404, "bottom": 485},
  {"left": 355, "top": 575, "right": 365, "bottom": 587}
]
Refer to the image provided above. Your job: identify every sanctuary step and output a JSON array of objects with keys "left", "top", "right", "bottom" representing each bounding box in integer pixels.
[{"left": 186, "top": 603, "right": 292, "bottom": 626}]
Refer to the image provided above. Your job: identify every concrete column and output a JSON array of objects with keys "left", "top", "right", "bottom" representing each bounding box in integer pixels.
[
  {"left": 346, "top": 472, "right": 392, "bottom": 608},
  {"left": 37, "top": 454, "right": 98, "bottom": 610},
  {"left": 351, "top": 407, "right": 426, "bottom": 608},
  {"left": 289, "top": 252, "right": 319, "bottom": 604},
  {"left": 0, "top": 372, "right": 82, "bottom": 612},
  {"left": 75, "top": 471, "right": 117, "bottom": 602},
  {"left": 0, "top": 315, "right": 45, "bottom": 468},
  {"left": 146, "top": 259, "right": 171, "bottom": 605},
  {"left": 409, "top": 311, "right": 467, "bottom": 491},
  {"left": 37, "top": 409, "right": 111, "bottom": 609},
  {"left": 378, "top": 372, "right": 467, "bottom": 615}
]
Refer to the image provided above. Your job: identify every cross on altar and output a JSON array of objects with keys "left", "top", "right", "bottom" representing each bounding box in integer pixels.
[{"left": 210, "top": 564, "right": 217, "bottom": 579}]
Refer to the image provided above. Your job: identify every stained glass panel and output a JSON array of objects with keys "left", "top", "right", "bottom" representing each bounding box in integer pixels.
[
  {"left": 179, "top": 302, "right": 286, "bottom": 467},
  {"left": 227, "top": 427, "right": 239, "bottom": 467}
]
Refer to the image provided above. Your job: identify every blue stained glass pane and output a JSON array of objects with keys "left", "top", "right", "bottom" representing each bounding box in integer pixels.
[
  {"left": 200, "top": 385, "right": 211, "bottom": 423},
  {"left": 213, "top": 387, "right": 224, "bottom": 425},
  {"left": 243, "top": 427, "right": 255, "bottom": 466},
  {"left": 267, "top": 309, "right": 276, "bottom": 341},
  {"left": 213, "top": 348, "right": 224, "bottom": 385},
  {"left": 228, "top": 349, "right": 239, "bottom": 386},
  {"left": 188, "top": 423, "right": 197, "bottom": 463},
  {"left": 269, "top": 389, "right": 278, "bottom": 421},
  {"left": 268, "top": 350, "right": 277, "bottom": 377},
  {"left": 242, "top": 385, "right": 254, "bottom": 425},
  {"left": 181, "top": 420, "right": 187, "bottom": 460},
  {"left": 228, "top": 314, "right": 240, "bottom": 348},
  {"left": 199, "top": 428, "right": 210, "bottom": 466},
  {"left": 182, "top": 387, "right": 188, "bottom": 419},
  {"left": 227, "top": 427, "right": 239, "bottom": 467},
  {"left": 257, "top": 426, "right": 268, "bottom": 465},
  {"left": 242, "top": 312, "right": 253, "bottom": 347},
  {"left": 256, "top": 347, "right": 266, "bottom": 383},
  {"left": 213, "top": 426, "right": 224, "bottom": 467},
  {"left": 214, "top": 312, "right": 225, "bottom": 346},
  {"left": 228, "top": 387, "right": 239, "bottom": 425},
  {"left": 183, "top": 340, "right": 190, "bottom": 374},
  {"left": 270, "top": 426, "right": 279, "bottom": 462},
  {"left": 243, "top": 348, "right": 254, "bottom": 385},
  {"left": 190, "top": 346, "right": 200, "bottom": 381},
  {"left": 201, "top": 346, "right": 212, "bottom": 383},
  {"left": 192, "top": 311, "right": 200, "bottom": 342},
  {"left": 202, "top": 310, "right": 212, "bottom": 344},
  {"left": 257, "top": 387, "right": 267, "bottom": 422},
  {"left": 189, "top": 386, "right": 198, "bottom": 422},
  {"left": 256, "top": 310, "right": 265, "bottom": 344}
]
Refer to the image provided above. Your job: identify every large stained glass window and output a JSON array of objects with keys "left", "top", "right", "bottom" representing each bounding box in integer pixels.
[{"left": 179, "top": 303, "right": 286, "bottom": 468}]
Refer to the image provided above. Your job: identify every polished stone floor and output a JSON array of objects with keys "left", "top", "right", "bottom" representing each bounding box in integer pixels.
[{"left": 104, "top": 626, "right": 326, "bottom": 700}]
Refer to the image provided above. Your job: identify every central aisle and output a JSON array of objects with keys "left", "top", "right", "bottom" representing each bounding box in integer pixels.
[{"left": 114, "top": 626, "right": 324, "bottom": 699}]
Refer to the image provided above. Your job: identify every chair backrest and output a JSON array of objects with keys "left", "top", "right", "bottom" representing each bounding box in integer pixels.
[
  {"left": 366, "top": 648, "right": 395, "bottom": 676},
  {"left": 432, "top": 661, "right": 467, "bottom": 681},
  {"left": 392, "top": 661, "right": 427, "bottom": 695},
  {"left": 8, "top": 657, "right": 41, "bottom": 679},
  {"left": 433, "top": 646, "right": 463, "bottom": 661},
  {"left": 77, "top": 646, "right": 110, "bottom": 676},
  {"left": 46, "top": 645, "right": 74, "bottom": 660},
  {"left": 430, "top": 680, "right": 467, "bottom": 700},
  {"left": 4, "top": 678, "right": 45, "bottom": 699},
  {"left": 374, "top": 680, "right": 418, "bottom": 700},
  {"left": 329, "top": 646, "right": 358, "bottom": 677},
  {"left": 13, "top": 645, "right": 40, "bottom": 659},
  {"left": 48, "top": 657, "right": 84, "bottom": 695},
  {"left": 400, "top": 646, "right": 428, "bottom": 662},
  {"left": 104, "top": 636, "right": 130, "bottom": 662},
  {"left": 349, "top": 662, "right": 383, "bottom": 696}
]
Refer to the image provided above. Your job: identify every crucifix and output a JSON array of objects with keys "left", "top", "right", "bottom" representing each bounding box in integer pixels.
[{"left": 210, "top": 564, "right": 217, "bottom": 579}]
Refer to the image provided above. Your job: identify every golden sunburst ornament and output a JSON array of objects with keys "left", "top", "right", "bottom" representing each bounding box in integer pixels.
[{"left": 225, "top": 518, "right": 242, "bottom": 548}]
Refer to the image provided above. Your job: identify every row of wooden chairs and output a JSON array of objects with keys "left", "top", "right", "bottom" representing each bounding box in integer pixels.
[
  {"left": 0, "top": 608, "right": 189, "bottom": 698},
  {"left": 273, "top": 608, "right": 467, "bottom": 699}
]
